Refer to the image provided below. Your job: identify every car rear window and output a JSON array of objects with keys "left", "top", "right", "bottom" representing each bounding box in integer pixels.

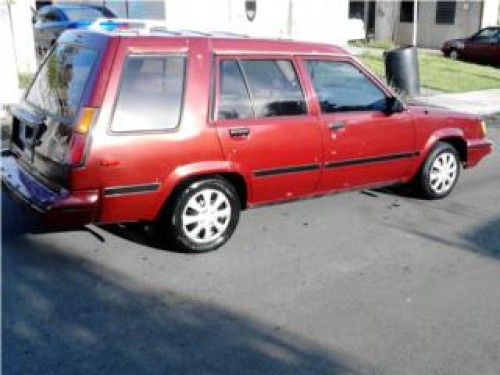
[
  {"left": 111, "top": 55, "right": 186, "bottom": 132},
  {"left": 26, "top": 43, "right": 98, "bottom": 120}
]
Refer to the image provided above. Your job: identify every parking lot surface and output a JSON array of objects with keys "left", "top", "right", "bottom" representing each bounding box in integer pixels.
[{"left": 3, "top": 123, "right": 500, "bottom": 375}]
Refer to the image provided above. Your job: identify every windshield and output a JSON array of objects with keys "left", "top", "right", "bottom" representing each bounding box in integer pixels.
[
  {"left": 26, "top": 43, "right": 98, "bottom": 120},
  {"left": 64, "top": 7, "right": 112, "bottom": 22},
  {"left": 472, "top": 28, "right": 500, "bottom": 41}
]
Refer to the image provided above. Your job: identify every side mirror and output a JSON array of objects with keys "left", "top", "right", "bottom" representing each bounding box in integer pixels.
[{"left": 384, "top": 96, "right": 404, "bottom": 115}]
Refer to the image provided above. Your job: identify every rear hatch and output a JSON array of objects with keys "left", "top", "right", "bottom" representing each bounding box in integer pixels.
[{"left": 10, "top": 31, "right": 109, "bottom": 191}]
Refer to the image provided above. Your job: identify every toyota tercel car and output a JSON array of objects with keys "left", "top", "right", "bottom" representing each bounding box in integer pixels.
[{"left": 2, "top": 27, "right": 493, "bottom": 252}]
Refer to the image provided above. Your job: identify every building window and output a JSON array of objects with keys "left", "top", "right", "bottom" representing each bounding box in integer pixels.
[
  {"left": 245, "top": 0, "right": 256, "bottom": 22},
  {"left": 349, "top": 1, "right": 365, "bottom": 20},
  {"left": 400, "top": 1, "right": 415, "bottom": 23},
  {"left": 436, "top": 0, "right": 456, "bottom": 25}
]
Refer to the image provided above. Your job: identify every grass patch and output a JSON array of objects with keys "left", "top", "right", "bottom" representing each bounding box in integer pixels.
[
  {"left": 18, "top": 72, "right": 34, "bottom": 89},
  {"left": 349, "top": 39, "right": 395, "bottom": 50},
  {"left": 358, "top": 51, "right": 500, "bottom": 93}
]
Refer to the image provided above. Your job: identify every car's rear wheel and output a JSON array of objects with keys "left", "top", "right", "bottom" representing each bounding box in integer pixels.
[
  {"left": 415, "top": 142, "right": 461, "bottom": 199},
  {"left": 160, "top": 178, "right": 240, "bottom": 253}
]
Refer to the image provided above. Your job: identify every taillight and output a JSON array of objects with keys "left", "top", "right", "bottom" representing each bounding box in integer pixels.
[
  {"left": 480, "top": 120, "right": 487, "bottom": 137},
  {"left": 66, "top": 107, "right": 98, "bottom": 166}
]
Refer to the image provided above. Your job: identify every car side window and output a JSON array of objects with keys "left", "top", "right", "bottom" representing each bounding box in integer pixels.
[
  {"left": 44, "top": 10, "right": 62, "bottom": 22},
  {"left": 241, "top": 60, "right": 307, "bottom": 117},
  {"left": 217, "top": 59, "right": 307, "bottom": 120},
  {"left": 306, "top": 60, "right": 387, "bottom": 113},
  {"left": 472, "top": 28, "right": 498, "bottom": 43},
  {"left": 218, "top": 60, "right": 253, "bottom": 120},
  {"left": 111, "top": 55, "right": 186, "bottom": 132}
]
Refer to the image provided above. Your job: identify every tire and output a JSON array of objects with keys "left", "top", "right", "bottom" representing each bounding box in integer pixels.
[
  {"left": 160, "top": 178, "right": 240, "bottom": 253},
  {"left": 415, "top": 142, "right": 461, "bottom": 200},
  {"left": 449, "top": 49, "right": 459, "bottom": 60}
]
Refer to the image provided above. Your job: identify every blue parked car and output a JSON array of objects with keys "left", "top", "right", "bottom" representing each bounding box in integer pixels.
[{"left": 33, "top": 4, "right": 117, "bottom": 61}]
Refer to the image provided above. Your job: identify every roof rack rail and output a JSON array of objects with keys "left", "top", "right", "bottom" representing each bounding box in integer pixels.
[
  {"left": 210, "top": 31, "right": 249, "bottom": 38},
  {"left": 88, "top": 18, "right": 250, "bottom": 39},
  {"left": 88, "top": 18, "right": 167, "bottom": 31}
]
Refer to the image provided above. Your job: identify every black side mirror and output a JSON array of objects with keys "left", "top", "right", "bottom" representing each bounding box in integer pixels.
[{"left": 384, "top": 96, "right": 404, "bottom": 115}]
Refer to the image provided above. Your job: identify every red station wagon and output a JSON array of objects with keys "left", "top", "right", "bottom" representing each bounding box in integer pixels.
[{"left": 1, "top": 28, "right": 493, "bottom": 252}]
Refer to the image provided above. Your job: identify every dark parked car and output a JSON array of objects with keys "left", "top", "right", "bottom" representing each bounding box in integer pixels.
[
  {"left": 2, "top": 27, "right": 492, "bottom": 252},
  {"left": 33, "top": 4, "right": 116, "bottom": 60},
  {"left": 442, "top": 26, "right": 500, "bottom": 66}
]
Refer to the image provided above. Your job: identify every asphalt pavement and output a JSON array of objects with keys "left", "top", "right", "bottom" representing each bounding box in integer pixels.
[{"left": 2, "top": 121, "right": 500, "bottom": 375}]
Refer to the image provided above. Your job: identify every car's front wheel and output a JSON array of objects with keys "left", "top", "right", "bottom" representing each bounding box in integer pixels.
[
  {"left": 415, "top": 142, "right": 461, "bottom": 199},
  {"left": 160, "top": 178, "right": 240, "bottom": 253},
  {"left": 449, "top": 49, "right": 459, "bottom": 60}
]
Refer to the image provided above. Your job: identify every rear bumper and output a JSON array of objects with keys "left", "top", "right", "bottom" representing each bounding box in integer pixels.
[
  {"left": 1, "top": 151, "right": 99, "bottom": 226},
  {"left": 466, "top": 139, "right": 493, "bottom": 168}
]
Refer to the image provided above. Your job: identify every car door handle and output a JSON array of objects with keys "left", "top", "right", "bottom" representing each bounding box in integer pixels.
[
  {"left": 328, "top": 120, "right": 346, "bottom": 131},
  {"left": 229, "top": 127, "right": 250, "bottom": 137}
]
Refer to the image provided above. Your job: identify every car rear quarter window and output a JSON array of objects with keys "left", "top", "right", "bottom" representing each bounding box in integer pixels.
[
  {"left": 217, "top": 59, "right": 307, "bottom": 120},
  {"left": 111, "top": 55, "right": 186, "bottom": 132},
  {"left": 306, "top": 60, "right": 387, "bottom": 113}
]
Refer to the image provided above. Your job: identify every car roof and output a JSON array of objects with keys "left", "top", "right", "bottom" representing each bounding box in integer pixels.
[
  {"left": 45, "top": 4, "right": 107, "bottom": 10},
  {"left": 72, "top": 29, "right": 349, "bottom": 56},
  {"left": 39, "top": 4, "right": 112, "bottom": 14}
]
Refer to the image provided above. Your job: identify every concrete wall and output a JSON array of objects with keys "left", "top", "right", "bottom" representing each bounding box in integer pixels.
[
  {"left": 395, "top": 0, "right": 483, "bottom": 48},
  {"left": 0, "top": 1, "right": 21, "bottom": 109},
  {"left": 164, "top": 0, "right": 350, "bottom": 45},
  {"left": 374, "top": 0, "right": 399, "bottom": 41},
  {"left": 288, "top": 0, "right": 350, "bottom": 45},
  {"left": 9, "top": 0, "right": 36, "bottom": 74},
  {"left": 481, "top": 0, "right": 500, "bottom": 27}
]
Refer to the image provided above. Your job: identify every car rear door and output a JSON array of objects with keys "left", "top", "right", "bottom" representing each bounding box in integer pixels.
[
  {"left": 300, "top": 57, "right": 416, "bottom": 192},
  {"left": 214, "top": 56, "right": 322, "bottom": 205},
  {"left": 94, "top": 37, "right": 194, "bottom": 223}
]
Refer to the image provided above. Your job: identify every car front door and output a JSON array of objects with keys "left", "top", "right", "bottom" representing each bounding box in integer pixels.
[
  {"left": 463, "top": 28, "right": 499, "bottom": 64},
  {"left": 301, "top": 58, "right": 416, "bottom": 193},
  {"left": 214, "top": 56, "right": 322, "bottom": 205},
  {"left": 491, "top": 30, "right": 500, "bottom": 65}
]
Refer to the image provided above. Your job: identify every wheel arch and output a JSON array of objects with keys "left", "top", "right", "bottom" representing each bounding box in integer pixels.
[
  {"left": 155, "top": 163, "right": 251, "bottom": 221},
  {"left": 438, "top": 136, "right": 467, "bottom": 165},
  {"left": 420, "top": 128, "right": 466, "bottom": 163},
  {"left": 408, "top": 128, "right": 466, "bottom": 180}
]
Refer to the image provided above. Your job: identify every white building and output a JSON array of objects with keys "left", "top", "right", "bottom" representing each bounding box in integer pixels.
[
  {"left": 1, "top": 0, "right": 36, "bottom": 112},
  {"left": 56, "top": 0, "right": 353, "bottom": 45},
  {"left": 350, "top": 0, "right": 500, "bottom": 48},
  {"left": 1, "top": 0, "right": 356, "bottom": 110}
]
